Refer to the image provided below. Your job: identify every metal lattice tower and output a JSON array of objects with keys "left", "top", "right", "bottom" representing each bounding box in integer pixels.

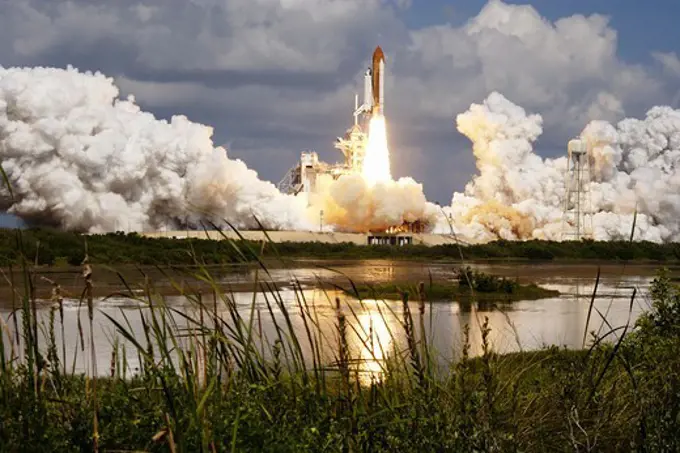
[
  {"left": 562, "top": 138, "right": 593, "bottom": 240},
  {"left": 277, "top": 165, "right": 302, "bottom": 195}
]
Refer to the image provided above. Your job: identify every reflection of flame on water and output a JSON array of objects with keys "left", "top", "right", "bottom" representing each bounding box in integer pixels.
[
  {"left": 354, "top": 302, "right": 394, "bottom": 385},
  {"left": 366, "top": 265, "right": 395, "bottom": 283}
]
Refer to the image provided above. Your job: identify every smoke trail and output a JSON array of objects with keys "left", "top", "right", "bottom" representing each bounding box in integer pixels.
[
  {"left": 0, "top": 66, "right": 311, "bottom": 232},
  {"left": 439, "top": 92, "right": 680, "bottom": 243}
]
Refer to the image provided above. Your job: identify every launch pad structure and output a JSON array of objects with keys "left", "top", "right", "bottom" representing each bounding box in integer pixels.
[
  {"left": 277, "top": 46, "right": 425, "bottom": 239},
  {"left": 278, "top": 46, "right": 386, "bottom": 197}
]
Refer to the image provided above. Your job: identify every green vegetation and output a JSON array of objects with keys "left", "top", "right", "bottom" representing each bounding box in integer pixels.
[
  {"left": 351, "top": 266, "right": 559, "bottom": 301},
  {"left": 1, "top": 220, "right": 680, "bottom": 451},
  {"left": 2, "top": 228, "right": 680, "bottom": 266}
]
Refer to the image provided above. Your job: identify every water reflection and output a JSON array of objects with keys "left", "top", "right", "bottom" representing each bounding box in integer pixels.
[
  {"left": 0, "top": 271, "right": 652, "bottom": 378},
  {"left": 353, "top": 303, "right": 395, "bottom": 385}
]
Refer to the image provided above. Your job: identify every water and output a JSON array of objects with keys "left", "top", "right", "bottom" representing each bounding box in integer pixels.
[{"left": 0, "top": 261, "right": 668, "bottom": 377}]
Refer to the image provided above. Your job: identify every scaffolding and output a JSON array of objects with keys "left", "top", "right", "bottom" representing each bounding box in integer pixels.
[
  {"left": 562, "top": 138, "right": 593, "bottom": 240},
  {"left": 334, "top": 123, "right": 367, "bottom": 172},
  {"left": 277, "top": 165, "right": 303, "bottom": 195}
]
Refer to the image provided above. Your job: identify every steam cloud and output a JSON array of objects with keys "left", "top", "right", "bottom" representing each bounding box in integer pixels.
[
  {"left": 0, "top": 66, "right": 435, "bottom": 234},
  {"left": 0, "top": 66, "right": 311, "bottom": 232},
  {"left": 437, "top": 92, "right": 680, "bottom": 243},
  {"left": 307, "top": 114, "right": 437, "bottom": 233},
  {"left": 308, "top": 174, "right": 437, "bottom": 233},
  {"left": 2, "top": 66, "right": 679, "bottom": 242}
]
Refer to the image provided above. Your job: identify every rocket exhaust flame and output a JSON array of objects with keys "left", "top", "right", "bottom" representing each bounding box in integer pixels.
[{"left": 362, "top": 114, "right": 392, "bottom": 185}]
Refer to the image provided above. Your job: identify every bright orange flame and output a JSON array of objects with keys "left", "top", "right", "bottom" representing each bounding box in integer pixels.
[{"left": 362, "top": 114, "right": 392, "bottom": 185}]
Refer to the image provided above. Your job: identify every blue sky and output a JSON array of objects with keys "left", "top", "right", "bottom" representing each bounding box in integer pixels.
[{"left": 1, "top": 0, "right": 680, "bottom": 226}]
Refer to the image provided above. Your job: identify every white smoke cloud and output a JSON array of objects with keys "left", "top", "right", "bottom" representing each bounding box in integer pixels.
[
  {"left": 3, "top": 65, "right": 679, "bottom": 242},
  {"left": 437, "top": 92, "right": 680, "bottom": 243},
  {"left": 308, "top": 173, "right": 437, "bottom": 233},
  {"left": 0, "top": 66, "right": 312, "bottom": 232},
  {"left": 0, "top": 65, "right": 435, "bottom": 235}
]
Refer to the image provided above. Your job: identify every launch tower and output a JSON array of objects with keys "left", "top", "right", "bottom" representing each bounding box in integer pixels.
[
  {"left": 276, "top": 46, "right": 427, "bottom": 239},
  {"left": 278, "top": 46, "right": 386, "bottom": 195}
]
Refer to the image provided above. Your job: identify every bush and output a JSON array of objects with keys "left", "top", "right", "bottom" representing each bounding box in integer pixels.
[
  {"left": 454, "top": 266, "right": 517, "bottom": 293},
  {"left": 633, "top": 268, "right": 680, "bottom": 338}
]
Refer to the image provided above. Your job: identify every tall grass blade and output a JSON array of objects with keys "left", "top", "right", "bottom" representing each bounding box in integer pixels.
[{"left": 582, "top": 266, "right": 601, "bottom": 348}]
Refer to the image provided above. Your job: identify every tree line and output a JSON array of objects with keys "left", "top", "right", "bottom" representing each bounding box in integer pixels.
[{"left": 1, "top": 227, "right": 680, "bottom": 266}]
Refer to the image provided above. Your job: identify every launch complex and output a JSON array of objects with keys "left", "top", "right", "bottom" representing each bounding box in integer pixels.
[
  {"left": 276, "top": 47, "right": 427, "bottom": 239},
  {"left": 142, "top": 47, "right": 454, "bottom": 246},
  {"left": 278, "top": 46, "right": 384, "bottom": 197},
  {"left": 144, "top": 48, "right": 593, "bottom": 245}
]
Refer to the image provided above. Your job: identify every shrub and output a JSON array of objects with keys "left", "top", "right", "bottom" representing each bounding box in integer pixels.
[{"left": 454, "top": 266, "right": 517, "bottom": 293}]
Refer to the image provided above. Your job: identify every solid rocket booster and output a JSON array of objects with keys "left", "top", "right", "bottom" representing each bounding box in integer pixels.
[{"left": 371, "top": 46, "right": 385, "bottom": 116}]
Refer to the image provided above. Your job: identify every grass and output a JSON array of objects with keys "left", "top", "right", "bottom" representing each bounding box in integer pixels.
[{"left": 1, "top": 224, "right": 680, "bottom": 451}]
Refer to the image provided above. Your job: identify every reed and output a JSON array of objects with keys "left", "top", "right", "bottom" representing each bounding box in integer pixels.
[{"left": 0, "top": 224, "right": 679, "bottom": 451}]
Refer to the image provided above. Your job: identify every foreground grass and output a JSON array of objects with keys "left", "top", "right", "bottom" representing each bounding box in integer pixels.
[
  {"left": 0, "top": 345, "right": 655, "bottom": 452},
  {"left": 2, "top": 292, "right": 679, "bottom": 451},
  {"left": 1, "top": 229, "right": 680, "bottom": 451}
]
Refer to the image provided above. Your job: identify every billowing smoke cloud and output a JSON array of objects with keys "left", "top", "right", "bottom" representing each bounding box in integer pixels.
[
  {"left": 0, "top": 66, "right": 313, "bottom": 232},
  {"left": 3, "top": 66, "right": 678, "bottom": 241},
  {"left": 308, "top": 173, "right": 438, "bottom": 232},
  {"left": 0, "top": 66, "right": 435, "bottom": 234},
  {"left": 437, "top": 92, "right": 680, "bottom": 243},
  {"left": 305, "top": 113, "right": 437, "bottom": 233}
]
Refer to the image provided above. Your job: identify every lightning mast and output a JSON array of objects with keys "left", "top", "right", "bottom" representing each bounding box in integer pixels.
[{"left": 561, "top": 138, "right": 593, "bottom": 240}]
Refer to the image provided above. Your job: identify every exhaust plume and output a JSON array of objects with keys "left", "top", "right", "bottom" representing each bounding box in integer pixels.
[
  {"left": 362, "top": 115, "right": 392, "bottom": 185},
  {"left": 307, "top": 111, "right": 436, "bottom": 233},
  {"left": 439, "top": 92, "right": 680, "bottom": 243},
  {"left": 0, "top": 66, "right": 311, "bottom": 232},
  {"left": 308, "top": 173, "right": 437, "bottom": 232}
]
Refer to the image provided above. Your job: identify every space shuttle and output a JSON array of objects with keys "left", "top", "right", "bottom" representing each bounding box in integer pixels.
[{"left": 354, "top": 46, "right": 385, "bottom": 120}]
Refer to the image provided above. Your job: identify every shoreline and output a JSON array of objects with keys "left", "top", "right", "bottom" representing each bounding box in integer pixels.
[{"left": 0, "top": 258, "right": 669, "bottom": 306}]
